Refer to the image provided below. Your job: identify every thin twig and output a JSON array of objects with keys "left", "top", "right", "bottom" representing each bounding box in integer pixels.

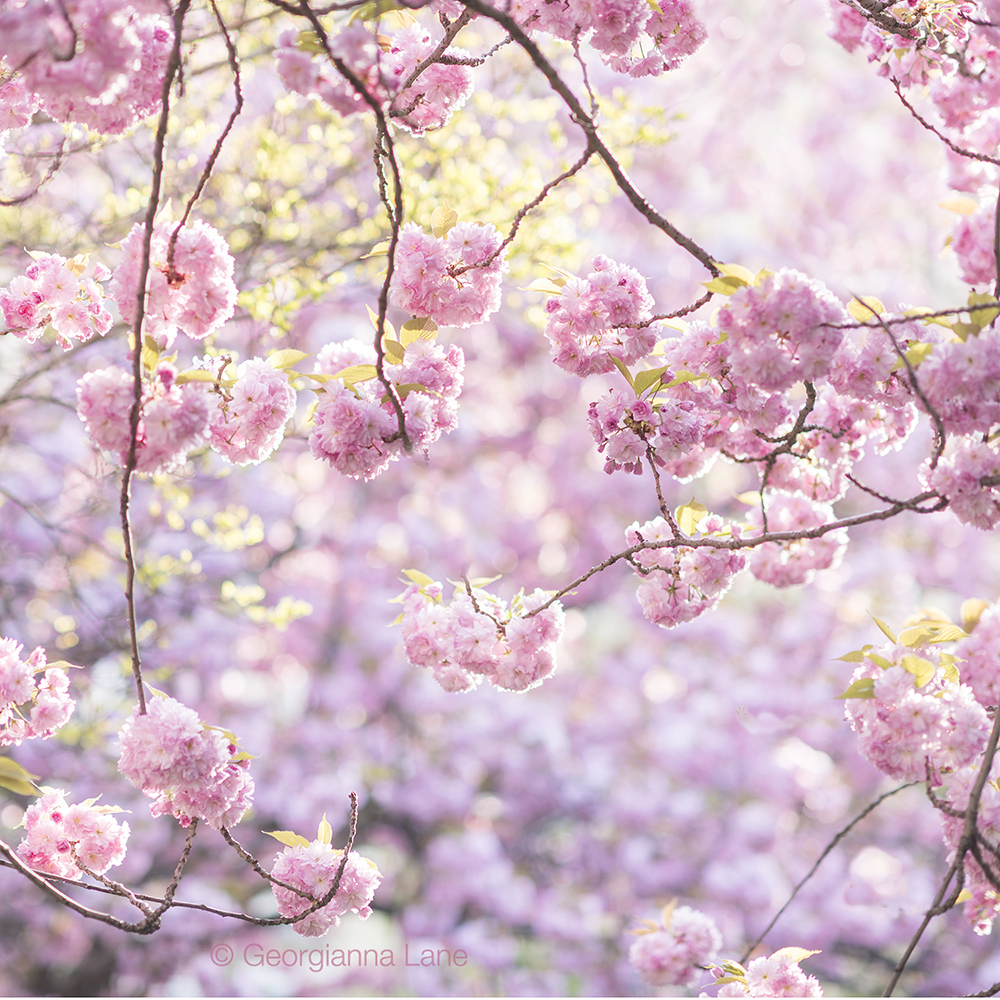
[{"left": 740, "top": 783, "right": 917, "bottom": 963}]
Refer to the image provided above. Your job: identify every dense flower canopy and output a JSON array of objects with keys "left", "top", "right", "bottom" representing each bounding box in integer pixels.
[{"left": 4, "top": 0, "right": 1000, "bottom": 996}]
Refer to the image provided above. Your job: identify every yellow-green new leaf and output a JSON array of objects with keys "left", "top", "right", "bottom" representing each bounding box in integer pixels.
[
  {"left": 837, "top": 678, "right": 875, "bottom": 700},
  {"left": 770, "top": 947, "right": 821, "bottom": 965},
  {"left": 524, "top": 278, "right": 567, "bottom": 296},
  {"left": 176, "top": 369, "right": 218, "bottom": 384},
  {"left": 870, "top": 615, "right": 897, "bottom": 643},
  {"left": 0, "top": 757, "right": 39, "bottom": 796},
  {"left": 361, "top": 240, "right": 390, "bottom": 259},
  {"left": 900, "top": 654, "right": 936, "bottom": 688},
  {"left": 332, "top": 364, "right": 378, "bottom": 385},
  {"left": 717, "top": 263, "right": 755, "bottom": 284},
  {"left": 929, "top": 624, "right": 968, "bottom": 643},
  {"left": 268, "top": 349, "right": 312, "bottom": 370},
  {"left": 431, "top": 205, "right": 459, "bottom": 238},
  {"left": 835, "top": 649, "right": 866, "bottom": 663},
  {"left": 264, "top": 829, "right": 311, "bottom": 849},
  {"left": 890, "top": 343, "right": 934, "bottom": 370},
  {"left": 939, "top": 195, "right": 980, "bottom": 215},
  {"left": 400, "top": 317, "right": 438, "bottom": 345},
  {"left": 317, "top": 813, "right": 333, "bottom": 845},
  {"left": 44, "top": 660, "right": 84, "bottom": 671},
  {"left": 662, "top": 370, "right": 709, "bottom": 388},
  {"left": 898, "top": 625, "right": 934, "bottom": 648},
  {"left": 402, "top": 568, "right": 435, "bottom": 588},
  {"left": 660, "top": 897, "right": 678, "bottom": 929},
  {"left": 366, "top": 305, "right": 396, "bottom": 341},
  {"left": 968, "top": 292, "right": 1000, "bottom": 327},
  {"left": 962, "top": 598, "right": 991, "bottom": 633},
  {"left": 633, "top": 366, "right": 670, "bottom": 397},
  {"left": 868, "top": 652, "right": 893, "bottom": 670},
  {"left": 702, "top": 275, "right": 747, "bottom": 295},
  {"left": 943, "top": 661, "right": 961, "bottom": 684},
  {"left": 675, "top": 500, "right": 708, "bottom": 536},
  {"left": 382, "top": 338, "right": 405, "bottom": 365},
  {"left": 847, "top": 296, "right": 884, "bottom": 322},
  {"left": 610, "top": 356, "right": 635, "bottom": 389}
]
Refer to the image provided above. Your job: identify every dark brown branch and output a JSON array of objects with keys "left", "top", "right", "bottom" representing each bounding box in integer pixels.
[
  {"left": 456, "top": 0, "right": 721, "bottom": 277},
  {"left": 121, "top": 0, "right": 192, "bottom": 716}
]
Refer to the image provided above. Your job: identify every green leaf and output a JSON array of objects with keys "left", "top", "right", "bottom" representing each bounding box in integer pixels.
[
  {"left": 675, "top": 499, "right": 708, "bottom": 536},
  {"left": 660, "top": 897, "right": 678, "bottom": 929},
  {"left": 943, "top": 661, "right": 961, "bottom": 684},
  {"left": 400, "top": 317, "right": 438, "bottom": 345},
  {"left": 610, "top": 356, "right": 634, "bottom": 389},
  {"left": 662, "top": 370, "right": 709, "bottom": 388},
  {"left": 141, "top": 335, "right": 161, "bottom": 372},
  {"left": 431, "top": 205, "right": 459, "bottom": 238},
  {"left": 951, "top": 321, "right": 981, "bottom": 342},
  {"left": 402, "top": 568, "right": 435, "bottom": 588},
  {"left": 229, "top": 751, "right": 257, "bottom": 762},
  {"left": 382, "top": 338, "right": 405, "bottom": 364},
  {"left": 263, "top": 829, "right": 311, "bottom": 849},
  {"left": 837, "top": 677, "right": 875, "bottom": 700},
  {"left": 175, "top": 369, "right": 218, "bottom": 384},
  {"left": 633, "top": 366, "right": 670, "bottom": 397},
  {"left": 0, "top": 757, "right": 39, "bottom": 796},
  {"left": 770, "top": 947, "right": 821, "bottom": 965},
  {"left": 900, "top": 654, "right": 936, "bottom": 688},
  {"left": 870, "top": 615, "right": 897, "bottom": 644},
  {"left": 44, "top": 659, "right": 84, "bottom": 671},
  {"left": 868, "top": 653, "right": 893, "bottom": 670},
  {"left": 847, "top": 296, "right": 884, "bottom": 322},
  {"left": 268, "top": 349, "right": 312, "bottom": 370},
  {"left": 332, "top": 364, "right": 378, "bottom": 385},
  {"left": 317, "top": 813, "right": 333, "bottom": 845},
  {"left": 390, "top": 383, "right": 428, "bottom": 402}
]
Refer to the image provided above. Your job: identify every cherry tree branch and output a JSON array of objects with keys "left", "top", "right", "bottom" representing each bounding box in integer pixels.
[
  {"left": 456, "top": 0, "right": 721, "bottom": 278},
  {"left": 121, "top": 0, "right": 193, "bottom": 716}
]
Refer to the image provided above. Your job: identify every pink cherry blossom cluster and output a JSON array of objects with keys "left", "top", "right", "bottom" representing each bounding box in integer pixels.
[
  {"left": 204, "top": 357, "right": 298, "bottom": 467},
  {"left": 117, "top": 693, "right": 254, "bottom": 830},
  {"left": 714, "top": 951, "right": 824, "bottom": 997},
  {"left": 308, "top": 336, "right": 464, "bottom": 480},
  {"left": 0, "top": 72, "right": 37, "bottom": 154},
  {"left": 543, "top": 255, "right": 658, "bottom": 377},
  {"left": 275, "top": 22, "right": 473, "bottom": 136},
  {"left": 587, "top": 389, "right": 705, "bottom": 475},
  {"left": 627, "top": 903, "right": 721, "bottom": 987},
  {"left": 715, "top": 269, "right": 848, "bottom": 392},
  {"left": 270, "top": 842, "right": 382, "bottom": 938},
  {"left": 390, "top": 221, "right": 508, "bottom": 329},
  {"left": 0, "top": 252, "right": 113, "bottom": 349},
  {"left": 0, "top": 2, "right": 172, "bottom": 135},
  {"left": 382, "top": 23, "right": 475, "bottom": 136},
  {"left": 625, "top": 515, "right": 747, "bottom": 629},
  {"left": 397, "top": 575, "right": 565, "bottom": 693},
  {"left": 843, "top": 646, "right": 989, "bottom": 783},
  {"left": 914, "top": 326, "right": 1000, "bottom": 436},
  {"left": 745, "top": 492, "right": 848, "bottom": 588},
  {"left": 921, "top": 439, "right": 1000, "bottom": 530},
  {"left": 16, "top": 790, "right": 129, "bottom": 880},
  {"left": 109, "top": 219, "right": 237, "bottom": 348},
  {"left": 76, "top": 364, "right": 211, "bottom": 475},
  {"left": 953, "top": 603, "right": 1000, "bottom": 706},
  {"left": 512, "top": 0, "right": 706, "bottom": 78},
  {"left": 0, "top": 638, "right": 74, "bottom": 747}
]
